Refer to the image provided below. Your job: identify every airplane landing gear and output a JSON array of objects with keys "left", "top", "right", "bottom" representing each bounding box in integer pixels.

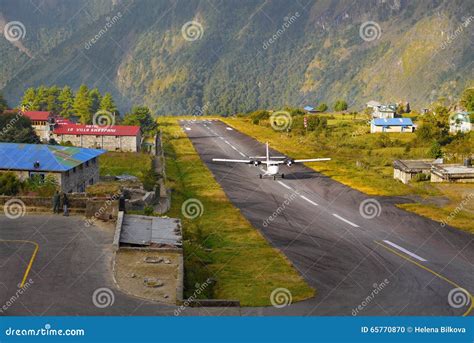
[
  {"left": 281, "top": 174, "right": 285, "bottom": 179},
  {"left": 259, "top": 174, "right": 262, "bottom": 179}
]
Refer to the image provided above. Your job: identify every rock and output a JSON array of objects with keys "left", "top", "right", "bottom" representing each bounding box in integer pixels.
[
  {"left": 163, "top": 294, "right": 169, "bottom": 299},
  {"left": 144, "top": 256, "right": 163, "bottom": 264},
  {"left": 163, "top": 258, "right": 171, "bottom": 264},
  {"left": 130, "top": 273, "right": 137, "bottom": 278},
  {"left": 143, "top": 278, "right": 164, "bottom": 288}
]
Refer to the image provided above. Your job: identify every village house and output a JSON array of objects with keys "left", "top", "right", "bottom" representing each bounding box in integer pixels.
[
  {"left": 370, "top": 118, "right": 414, "bottom": 133},
  {"left": 367, "top": 101, "right": 397, "bottom": 119},
  {"left": 431, "top": 160, "right": 474, "bottom": 183},
  {"left": 3, "top": 110, "right": 55, "bottom": 141},
  {"left": 393, "top": 159, "right": 434, "bottom": 184},
  {"left": 0, "top": 143, "right": 105, "bottom": 193},
  {"left": 449, "top": 111, "right": 472, "bottom": 133},
  {"left": 52, "top": 124, "right": 141, "bottom": 152}
]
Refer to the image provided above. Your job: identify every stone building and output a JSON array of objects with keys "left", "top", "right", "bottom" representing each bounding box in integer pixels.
[
  {"left": 0, "top": 143, "right": 105, "bottom": 193},
  {"left": 393, "top": 159, "right": 433, "bottom": 184},
  {"left": 2, "top": 110, "right": 54, "bottom": 141},
  {"left": 370, "top": 118, "right": 414, "bottom": 133},
  {"left": 53, "top": 124, "right": 141, "bottom": 152}
]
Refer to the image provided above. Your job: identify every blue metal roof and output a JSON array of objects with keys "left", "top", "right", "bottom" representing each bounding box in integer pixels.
[
  {"left": 304, "top": 106, "right": 314, "bottom": 111},
  {"left": 0, "top": 143, "right": 106, "bottom": 172},
  {"left": 372, "top": 118, "right": 414, "bottom": 126}
]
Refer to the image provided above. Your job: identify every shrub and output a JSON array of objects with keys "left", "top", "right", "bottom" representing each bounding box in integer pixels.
[
  {"left": 412, "top": 173, "right": 430, "bottom": 182},
  {"left": 0, "top": 172, "right": 21, "bottom": 195}
]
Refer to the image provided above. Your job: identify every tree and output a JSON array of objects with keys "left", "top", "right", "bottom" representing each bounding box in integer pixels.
[
  {"left": 333, "top": 100, "right": 348, "bottom": 112},
  {"left": 429, "top": 141, "right": 443, "bottom": 159},
  {"left": 73, "top": 84, "right": 92, "bottom": 124},
  {"left": 33, "top": 85, "right": 48, "bottom": 111},
  {"left": 317, "top": 103, "right": 328, "bottom": 112},
  {"left": 122, "top": 106, "right": 157, "bottom": 133},
  {"left": 0, "top": 172, "right": 21, "bottom": 195},
  {"left": 460, "top": 87, "right": 474, "bottom": 112},
  {"left": 0, "top": 93, "right": 8, "bottom": 113},
  {"left": 46, "top": 86, "right": 60, "bottom": 112},
  {"left": 89, "top": 88, "right": 102, "bottom": 114},
  {"left": 100, "top": 92, "right": 117, "bottom": 114},
  {"left": 21, "top": 88, "right": 37, "bottom": 110},
  {"left": 58, "top": 86, "right": 75, "bottom": 118},
  {"left": 0, "top": 113, "right": 40, "bottom": 143}
]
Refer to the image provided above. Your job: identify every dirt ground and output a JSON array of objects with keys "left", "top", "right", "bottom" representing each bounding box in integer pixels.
[{"left": 114, "top": 249, "right": 181, "bottom": 304}]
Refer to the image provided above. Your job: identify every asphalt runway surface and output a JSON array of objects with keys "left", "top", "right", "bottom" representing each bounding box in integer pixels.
[{"left": 181, "top": 119, "right": 474, "bottom": 316}]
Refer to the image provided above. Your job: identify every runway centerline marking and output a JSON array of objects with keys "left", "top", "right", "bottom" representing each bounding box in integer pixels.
[
  {"left": 375, "top": 240, "right": 473, "bottom": 317},
  {"left": 332, "top": 214, "right": 360, "bottom": 228},
  {"left": 277, "top": 181, "right": 293, "bottom": 191},
  {"left": 226, "top": 127, "right": 233, "bottom": 130},
  {"left": 300, "top": 195, "right": 319, "bottom": 206},
  {"left": 185, "top": 127, "right": 191, "bottom": 131},
  {"left": 382, "top": 240, "right": 427, "bottom": 262},
  {"left": 0, "top": 239, "right": 39, "bottom": 287}
]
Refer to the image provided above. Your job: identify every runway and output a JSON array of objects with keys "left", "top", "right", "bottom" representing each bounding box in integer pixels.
[{"left": 181, "top": 119, "right": 474, "bottom": 316}]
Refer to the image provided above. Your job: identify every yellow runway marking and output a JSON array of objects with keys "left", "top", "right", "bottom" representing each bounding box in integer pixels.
[
  {"left": 0, "top": 239, "right": 39, "bottom": 288},
  {"left": 375, "top": 240, "right": 473, "bottom": 317}
]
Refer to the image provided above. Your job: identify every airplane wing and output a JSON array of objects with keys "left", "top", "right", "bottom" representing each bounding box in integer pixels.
[
  {"left": 249, "top": 156, "right": 286, "bottom": 159},
  {"left": 212, "top": 158, "right": 252, "bottom": 163},
  {"left": 293, "top": 158, "right": 331, "bottom": 163}
]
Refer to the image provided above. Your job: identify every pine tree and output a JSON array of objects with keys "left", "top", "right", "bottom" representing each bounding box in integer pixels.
[
  {"left": 0, "top": 93, "right": 8, "bottom": 113},
  {"left": 89, "top": 88, "right": 102, "bottom": 114},
  {"left": 46, "top": 86, "right": 60, "bottom": 113},
  {"left": 58, "top": 86, "right": 75, "bottom": 118},
  {"left": 73, "top": 84, "right": 92, "bottom": 124},
  {"left": 33, "top": 86, "right": 48, "bottom": 111},
  {"left": 21, "top": 88, "right": 37, "bottom": 110},
  {"left": 100, "top": 92, "right": 117, "bottom": 114}
]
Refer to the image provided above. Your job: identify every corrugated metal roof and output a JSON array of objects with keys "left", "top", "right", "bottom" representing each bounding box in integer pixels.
[
  {"left": 120, "top": 214, "right": 182, "bottom": 247},
  {"left": 372, "top": 118, "right": 413, "bottom": 126},
  {"left": 0, "top": 143, "right": 105, "bottom": 172}
]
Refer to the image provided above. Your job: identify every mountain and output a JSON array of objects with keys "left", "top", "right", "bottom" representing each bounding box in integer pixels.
[{"left": 1, "top": 0, "right": 473, "bottom": 115}]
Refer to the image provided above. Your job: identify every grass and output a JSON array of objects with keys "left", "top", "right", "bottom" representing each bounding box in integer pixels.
[
  {"left": 157, "top": 117, "right": 314, "bottom": 306},
  {"left": 99, "top": 152, "right": 152, "bottom": 178},
  {"left": 220, "top": 115, "right": 474, "bottom": 234}
]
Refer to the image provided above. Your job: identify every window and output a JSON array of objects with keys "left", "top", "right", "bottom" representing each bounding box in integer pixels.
[
  {"left": 29, "top": 172, "right": 45, "bottom": 182},
  {"left": 79, "top": 164, "right": 83, "bottom": 170},
  {"left": 85, "top": 161, "right": 89, "bottom": 167},
  {"left": 92, "top": 158, "right": 96, "bottom": 164},
  {"left": 72, "top": 167, "right": 76, "bottom": 173},
  {"left": 76, "top": 135, "right": 80, "bottom": 138},
  {"left": 96, "top": 135, "right": 101, "bottom": 138},
  {"left": 89, "top": 178, "right": 94, "bottom": 185}
]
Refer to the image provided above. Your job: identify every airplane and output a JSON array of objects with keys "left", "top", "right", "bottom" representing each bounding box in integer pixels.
[{"left": 212, "top": 142, "right": 331, "bottom": 180}]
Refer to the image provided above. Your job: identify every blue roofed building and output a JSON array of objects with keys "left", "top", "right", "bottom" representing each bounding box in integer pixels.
[
  {"left": 0, "top": 143, "right": 106, "bottom": 193},
  {"left": 370, "top": 118, "right": 414, "bottom": 133},
  {"left": 304, "top": 105, "right": 316, "bottom": 113}
]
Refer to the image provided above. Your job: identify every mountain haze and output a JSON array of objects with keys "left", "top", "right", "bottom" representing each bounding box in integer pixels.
[{"left": 1, "top": 0, "right": 473, "bottom": 114}]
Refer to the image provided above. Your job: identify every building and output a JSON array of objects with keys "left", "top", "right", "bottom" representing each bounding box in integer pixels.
[
  {"left": 304, "top": 106, "right": 316, "bottom": 113},
  {"left": 370, "top": 118, "right": 414, "bottom": 133},
  {"left": 0, "top": 143, "right": 105, "bottom": 192},
  {"left": 53, "top": 124, "right": 141, "bottom": 152},
  {"left": 3, "top": 110, "right": 54, "bottom": 141},
  {"left": 431, "top": 163, "right": 474, "bottom": 183},
  {"left": 393, "top": 159, "right": 434, "bottom": 184},
  {"left": 372, "top": 104, "right": 397, "bottom": 119},
  {"left": 449, "top": 112, "right": 472, "bottom": 133}
]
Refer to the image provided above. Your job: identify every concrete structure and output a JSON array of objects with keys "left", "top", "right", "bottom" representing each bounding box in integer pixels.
[
  {"left": 0, "top": 143, "right": 105, "bottom": 192},
  {"left": 431, "top": 164, "right": 474, "bottom": 183},
  {"left": 53, "top": 124, "right": 141, "bottom": 152},
  {"left": 370, "top": 118, "right": 414, "bottom": 133},
  {"left": 367, "top": 102, "right": 397, "bottom": 119},
  {"left": 393, "top": 159, "right": 433, "bottom": 184}
]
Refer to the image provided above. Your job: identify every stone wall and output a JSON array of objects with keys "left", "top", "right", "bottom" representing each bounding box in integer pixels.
[{"left": 53, "top": 133, "right": 140, "bottom": 152}]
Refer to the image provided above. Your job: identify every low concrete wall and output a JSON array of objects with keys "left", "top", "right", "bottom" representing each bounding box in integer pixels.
[
  {"left": 113, "top": 211, "right": 124, "bottom": 251},
  {"left": 0, "top": 195, "right": 87, "bottom": 211},
  {"left": 85, "top": 198, "right": 119, "bottom": 220}
]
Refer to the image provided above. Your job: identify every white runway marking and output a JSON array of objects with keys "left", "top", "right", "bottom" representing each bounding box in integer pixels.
[
  {"left": 277, "top": 181, "right": 293, "bottom": 191},
  {"left": 226, "top": 127, "right": 233, "bottom": 130},
  {"left": 219, "top": 136, "right": 225, "bottom": 140},
  {"left": 300, "top": 195, "right": 319, "bottom": 206},
  {"left": 238, "top": 152, "right": 246, "bottom": 157},
  {"left": 382, "top": 240, "right": 427, "bottom": 262},
  {"left": 185, "top": 127, "right": 191, "bottom": 131},
  {"left": 332, "top": 214, "right": 360, "bottom": 228}
]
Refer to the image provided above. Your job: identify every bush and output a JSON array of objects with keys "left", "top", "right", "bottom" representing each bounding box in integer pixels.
[
  {"left": 141, "top": 167, "right": 159, "bottom": 191},
  {"left": 0, "top": 172, "right": 21, "bottom": 195},
  {"left": 22, "top": 174, "right": 58, "bottom": 197},
  {"left": 333, "top": 99, "right": 348, "bottom": 112},
  {"left": 412, "top": 173, "right": 430, "bottom": 182},
  {"left": 317, "top": 103, "right": 328, "bottom": 112}
]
